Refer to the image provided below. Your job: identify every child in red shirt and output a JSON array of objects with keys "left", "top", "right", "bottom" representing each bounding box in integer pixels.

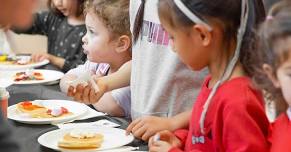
[
  {"left": 254, "top": 1, "right": 291, "bottom": 152},
  {"left": 148, "top": 0, "right": 270, "bottom": 151}
]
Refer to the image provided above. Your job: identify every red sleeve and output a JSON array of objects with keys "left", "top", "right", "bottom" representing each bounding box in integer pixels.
[
  {"left": 173, "top": 129, "right": 188, "bottom": 147},
  {"left": 222, "top": 92, "right": 269, "bottom": 152},
  {"left": 169, "top": 147, "right": 203, "bottom": 152},
  {"left": 169, "top": 147, "right": 184, "bottom": 152}
]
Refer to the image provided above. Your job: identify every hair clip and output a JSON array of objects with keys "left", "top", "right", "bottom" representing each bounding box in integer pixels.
[{"left": 266, "top": 15, "right": 274, "bottom": 21}]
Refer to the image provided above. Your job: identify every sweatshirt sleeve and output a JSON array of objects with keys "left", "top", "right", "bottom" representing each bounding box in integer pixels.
[
  {"left": 221, "top": 92, "right": 269, "bottom": 152},
  {"left": 174, "top": 129, "right": 188, "bottom": 147}
]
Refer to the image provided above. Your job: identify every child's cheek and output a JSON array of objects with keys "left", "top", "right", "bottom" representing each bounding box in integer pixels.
[{"left": 280, "top": 80, "right": 291, "bottom": 106}]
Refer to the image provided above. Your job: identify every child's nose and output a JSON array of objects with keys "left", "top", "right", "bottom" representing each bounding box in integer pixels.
[{"left": 82, "top": 34, "right": 88, "bottom": 44}]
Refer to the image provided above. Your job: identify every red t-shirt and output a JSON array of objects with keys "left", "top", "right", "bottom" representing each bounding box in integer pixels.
[
  {"left": 269, "top": 113, "right": 291, "bottom": 152},
  {"left": 169, "top": 76, "right": 269, "bottom": 152}
]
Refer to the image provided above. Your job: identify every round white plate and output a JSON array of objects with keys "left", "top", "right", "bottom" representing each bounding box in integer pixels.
[
  {"left": 12, "top": 69, "right": 64, "bottom": 85},
  {"left": 38, "top": 127, "right": 134, "bottom": 152},
  {"left": 0, "top": 56, "right": 49, "bottom": 70},
  {"left": 8, "top": 100, "right": 88, "bottom": 124}
]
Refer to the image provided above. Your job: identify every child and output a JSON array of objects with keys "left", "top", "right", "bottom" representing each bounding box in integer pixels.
[
  {"left": 13, "top": 0, "right": 86, "bottom": 72},
  {"left": 254, "top": 1, "right": 291, "bottom": 151},
  {"left": 70, "top": 0, "right": 207, "bottom": 141},
  {"left": 0, "top": 0, "right": 37, "bottom": 151},
  {"left": 60, "top": 0, "right": 132, "bottom": 118},
  {"left": 148, "top": 0, "right": 269, "bottom": 151}
]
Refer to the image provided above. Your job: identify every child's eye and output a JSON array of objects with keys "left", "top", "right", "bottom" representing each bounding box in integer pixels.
[{"left": 89, "top": 29, "right": 95, "bottom": 34}]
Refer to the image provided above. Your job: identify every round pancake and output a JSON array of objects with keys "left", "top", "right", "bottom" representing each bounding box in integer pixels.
[{"left": 58, "top": 133, "right": 103, "bottom": 149}]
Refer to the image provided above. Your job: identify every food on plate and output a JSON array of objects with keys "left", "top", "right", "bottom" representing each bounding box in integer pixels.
[
  {"left": 58, "top": 129, "right": 104, "bottom": 149},
  {"left": 17, "top": 101, "right": 47, "bottom": 114},
  {"left": 0, "top": 55, "right": 32, "bottom": 65},
  {"left": 14, "top": 71, "right": 44, "bottom": 81},
  {"left": 16, "top": 101, "right": 72, "bottom": 118}
]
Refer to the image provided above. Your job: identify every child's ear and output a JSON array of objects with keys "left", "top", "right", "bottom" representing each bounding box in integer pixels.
[
  {"left": 115, "top": 35, "right": 131, "bottom": 53},
  {"left": 193, "top": 24, "right": 211, "bottom": 46},
  {"left": 263, "top": 64, "right": 281, "bottom": 88}
]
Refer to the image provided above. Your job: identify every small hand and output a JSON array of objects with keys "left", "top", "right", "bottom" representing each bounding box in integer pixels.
[
  {"left": 148, "top": 130, "right": 182, "bottom": 152},
  {"left": 126, "top": 116, "right": 173, "bottom": 141},
  {"left": 31, "top": 53, "right": 50, "bottom": 62},
  {"left": 67, "top": 75, "right": 107, "bottom": 104}
]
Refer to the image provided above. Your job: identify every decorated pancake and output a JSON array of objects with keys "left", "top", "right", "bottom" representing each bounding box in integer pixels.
[{"left": 16, "top": 101, "right": 73, "bottom": 118}]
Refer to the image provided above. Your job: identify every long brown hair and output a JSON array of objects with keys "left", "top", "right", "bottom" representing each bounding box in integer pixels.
[
  {"left": 132, "top": 0, "right": 145, "bottom": 43},
  {"left": 47, "top": 0, "right": 85, "bottom": 17}
]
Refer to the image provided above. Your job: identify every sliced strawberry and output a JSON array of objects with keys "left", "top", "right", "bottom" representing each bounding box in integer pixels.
[
  {"left": 20, "top": 101, "right": 32, "bottom": 106},
  {"left": 61, "top": 107, "right": 68, "bottom": 113},
  {"left": 47, "top": 109, "right": 52, "bottom": 114}
]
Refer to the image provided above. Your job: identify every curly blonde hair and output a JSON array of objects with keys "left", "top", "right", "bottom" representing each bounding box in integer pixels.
[{"left": 84, "top": 0, "right": 130, "bottom": 39}]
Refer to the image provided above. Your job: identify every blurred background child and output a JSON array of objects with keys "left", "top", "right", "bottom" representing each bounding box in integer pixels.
[
  {"left": 254, "top": 1, "right": 291, "bottom": 151},
  {"left": 13, "top": 0, "right": 86, "bottom": 72},
  {"left": 0, "top": 0, "right": 37, "bottom": 151}
]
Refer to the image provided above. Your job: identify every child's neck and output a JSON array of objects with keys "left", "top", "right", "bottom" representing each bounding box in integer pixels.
[
  {"left": 108, "top": 53, "right": 131, "bottom": 74},
  {"left": 67, "top": 15, "right": 84, "bottom": 26},
  {"left": 208, "top": 42, "right": 245, "bottom": 88}
]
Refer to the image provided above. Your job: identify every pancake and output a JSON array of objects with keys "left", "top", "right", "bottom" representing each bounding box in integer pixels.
[
  {"left": 17, "top": 101, "right": 47, "bottom": 115},
  {"left": 58, "top": 131, "right": 103, "bottom": 149},
  {"left": 16, "top": 101, "right": 73, "bottom": 118}
]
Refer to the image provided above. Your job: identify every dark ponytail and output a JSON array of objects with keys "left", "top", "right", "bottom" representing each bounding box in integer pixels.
[{"left": 133, "top": 0, "right": 145, "bottom": 43}]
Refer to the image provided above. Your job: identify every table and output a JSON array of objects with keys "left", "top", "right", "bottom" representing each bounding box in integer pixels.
[{"left": 7, "top": 84, "right": 148, "bottom": 152}]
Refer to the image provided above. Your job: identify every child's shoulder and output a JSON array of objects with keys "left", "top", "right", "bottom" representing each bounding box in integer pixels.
[
  {"left": 215, "top": 76, "right": 263, "bottom": 106},
  {"left": 37, "top": 10, "right": 65, "bottom": 23}
]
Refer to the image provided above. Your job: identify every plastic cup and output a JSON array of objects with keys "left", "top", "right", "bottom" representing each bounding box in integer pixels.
[{"left": 0, "top": 88, "right": 9, "bottom": 118}]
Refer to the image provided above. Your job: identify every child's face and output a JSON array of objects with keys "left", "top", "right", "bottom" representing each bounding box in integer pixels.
[
  {"left": 0, "top": 0, "right": 36, "bottom": 28},
  {"left": 160, "top": 20, "right": 210, "bottom": 71},
  {"left": 82, "top": 11, "right": 117, "bottom": 63},
  {"left": 275, "top": 54, "right": 291, "bottom": 107},
  {"left": 52, "top": 0, "right": 78, "bottom": 17}
]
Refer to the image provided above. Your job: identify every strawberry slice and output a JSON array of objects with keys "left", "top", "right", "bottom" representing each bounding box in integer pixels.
[
  {"left": 20, "top": 101, "right": 32, "bottom": 106},
  {"left": 47, "top": 109, "right": 52, "bottom": 114},
  {"left": 61, "top": 107, "right": 68, "bottom": 113}
]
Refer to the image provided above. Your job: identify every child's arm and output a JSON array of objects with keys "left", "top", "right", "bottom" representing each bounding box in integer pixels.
[
  {"left": 96, "top": 60, "right": 131, "bottom": 91},
  {"left": 126, "top": 110, "right": 191, "bottom": 141},
  {"left": 12, "top": 11, "right": 52, "bottom": 35},
  {"left": 222, "top": 98, "right": 269, "bottom": 151},
  {"left": 31, "top": 54, "right": 65, "bottom": 69},
  {"left": 67, "top": 60, "right": 131, "bottom": 104},
  {"left": 92, "top": 92, "right": 126, "bottom": 117}
]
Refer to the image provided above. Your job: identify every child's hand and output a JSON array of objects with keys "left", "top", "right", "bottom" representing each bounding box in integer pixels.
[
  {"left": 31, "top": 53, "right": 51, "bottom": 62},
  {"left": 148, "top": 131, "right": 182, "bottom": 152},
  {"left": 67, "top": 75, "right": 107, "bottom": 104},
  {"left": 126, "top": 116, "right": 174, "bottom": 141},
  {"left": 67, "top": 84, "right": 98, "bottom": 104}
]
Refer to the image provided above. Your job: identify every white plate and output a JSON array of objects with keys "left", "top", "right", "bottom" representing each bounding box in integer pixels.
[
  {"left": 8, "top": 100, "right": 88, "bottom": 124},
  {"left": 38, "top": 127, "right": 134, "bottom": 152},
  {"left": 12, "top": 69, "right": 64, "bottom": 85},
  {"left": 0, "top": 56, "right": 49, "bottom": 70}
]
